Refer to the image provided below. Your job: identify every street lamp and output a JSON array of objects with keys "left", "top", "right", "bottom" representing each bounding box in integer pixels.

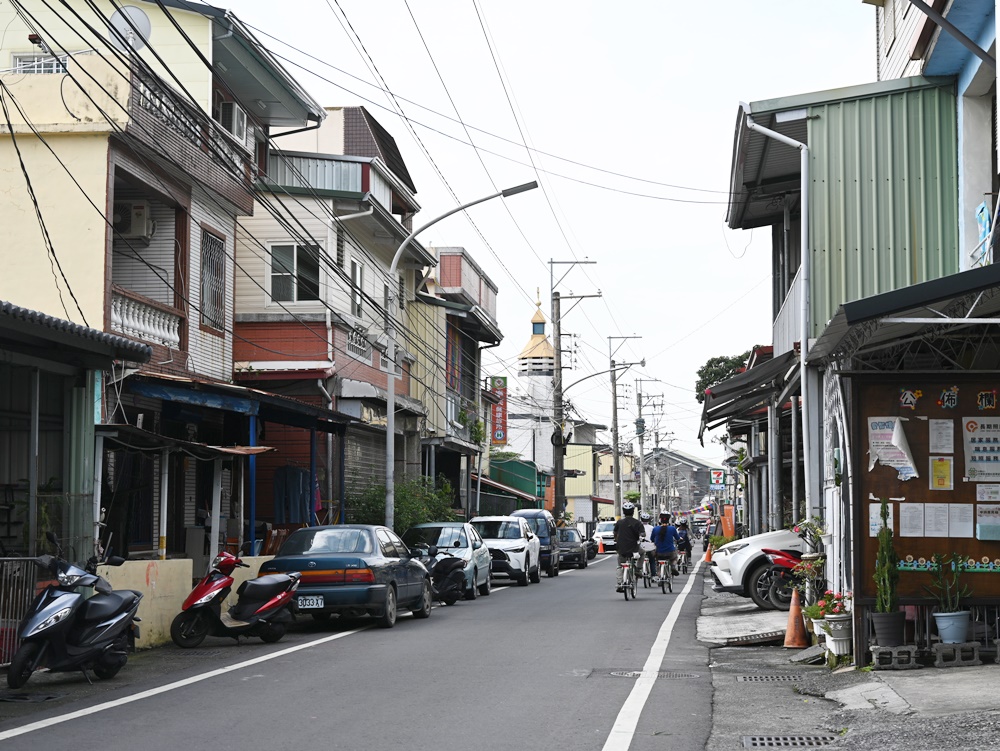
[{"left": 384, "top": 181, "right": 538, "bottom": 528}]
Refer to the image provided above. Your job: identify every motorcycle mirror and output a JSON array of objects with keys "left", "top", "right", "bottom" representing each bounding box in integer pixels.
[
  {"left": 428, "top": 545, "right": 438, "bottom": 557},
  {"left": 45, "top": 530, "right": 58, "bottom": 544},
  {"left": 453, "top": 540, "right": 461, "bottom": 548},
  {"left": 106, "top": 556, "right": 126, "bottom": 567}
]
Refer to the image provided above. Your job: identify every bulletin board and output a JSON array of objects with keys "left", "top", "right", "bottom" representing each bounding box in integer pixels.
[{"left": 854, "top": 376, "right": 1000, "bottom": 603}]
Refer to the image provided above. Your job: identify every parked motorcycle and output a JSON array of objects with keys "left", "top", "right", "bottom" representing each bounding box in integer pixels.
[
  {"left": 763, "top": 547, "right": 827, "bottom": 611},
  {"left": 414, "top": 545, "right": 466, "bottom": 606},
  {"left": 7, "top": 531, "right": 141, "bottom": 689},
  {"left": 170, "top": 551, "right": 300, "bottom": 648}
]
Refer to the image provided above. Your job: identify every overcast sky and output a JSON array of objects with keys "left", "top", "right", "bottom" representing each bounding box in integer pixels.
[{"left": 226, "top": 0, "right": 877, "bottom": 462}]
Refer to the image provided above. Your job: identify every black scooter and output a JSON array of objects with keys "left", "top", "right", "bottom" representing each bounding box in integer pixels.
[
  {"left": 414, "top": 545, "right": 467, "bottom": 606},
  {"left": 7, "top": 532, "right": 142, "bottom": 689}
]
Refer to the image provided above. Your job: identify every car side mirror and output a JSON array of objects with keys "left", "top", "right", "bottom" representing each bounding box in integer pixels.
[
  {"left": 526, "top": 532, "right": 534, "bottom": 540},
  {"left": 473, "top": 540, "right": 482, "bottom": 550}
]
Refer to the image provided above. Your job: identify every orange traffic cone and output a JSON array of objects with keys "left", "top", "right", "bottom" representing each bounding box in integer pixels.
[
  {"left": 598, "top": 537, "right": 605, "bottom": 554},
  {"left": 784, "top": 588, "right": 809, "bottom": 649},
  {"left": 704, "top": 545, "right": 712, "bottom": 563}
]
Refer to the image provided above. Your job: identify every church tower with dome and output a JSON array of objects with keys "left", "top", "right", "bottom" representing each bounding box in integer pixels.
[{"left": 506, "top": 300, "right": 556, "bottom": 472}]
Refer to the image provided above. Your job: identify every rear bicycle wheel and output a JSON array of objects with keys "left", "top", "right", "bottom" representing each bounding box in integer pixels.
[
  {"left": 622, "top": 570, "right": 630, "bottom": 600},
  {"left": 659, "top": 563, "right": 667, "bottom": 594}
]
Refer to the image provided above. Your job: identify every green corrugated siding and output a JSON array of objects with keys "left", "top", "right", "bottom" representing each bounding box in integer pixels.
[
  {"left": 808, "top": 83, "right": 959, "bottom": 336},
  {"left": 489, "top": 459, "right": 539, "bottom": 497}
]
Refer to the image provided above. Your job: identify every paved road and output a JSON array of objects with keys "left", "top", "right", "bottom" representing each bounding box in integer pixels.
[{"left": 0, "top": 555, "right": 711, "bottom": 751}]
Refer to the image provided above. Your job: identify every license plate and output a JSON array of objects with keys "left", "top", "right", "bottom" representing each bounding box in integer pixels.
[{"left": 297, "top": 595, "right": 324, "bottom": 609}]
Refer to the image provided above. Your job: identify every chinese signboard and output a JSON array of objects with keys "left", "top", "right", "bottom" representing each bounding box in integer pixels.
[{"left": 490, "top": 376, "right": 507, "bottom": 446}]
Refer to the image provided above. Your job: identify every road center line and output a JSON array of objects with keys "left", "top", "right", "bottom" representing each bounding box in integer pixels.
[
  {"left": 0, "top": 627, "right": 366, "bottom": 741},
  {"left": 601, "top": 559, "right": 702, "bottom": 751}
]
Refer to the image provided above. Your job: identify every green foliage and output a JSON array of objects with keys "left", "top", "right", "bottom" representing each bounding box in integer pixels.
[
  {"left": 350, "top": 477, "right": 456, "bottom": 533},
  {"left": 801, "top": 602, "right": 824, "bottom": 621},
  {"left": 624, "top": 490, "right": 641, "bottom": 502},
  {"left": 710, "top": 534, "right": 737, "bottom": 549},
  {"left": 469, "top": 419, "right": 486, "bottom": 446},
  {"left": 490, "top": 449, "right": 522, "bottom": 461},
  {"left": 873, "top": 498, "right": 899, "bottom": 613},
  {"left": 924, "top": 552, "right": 972, "bottom": 613},
  {"left": 694, "top": 350, "right": 753, "bottom": 404}
]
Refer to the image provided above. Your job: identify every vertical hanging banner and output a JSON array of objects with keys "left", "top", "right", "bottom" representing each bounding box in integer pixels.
[{"left": 490, "top": 376, "right": 508, "bottom": 445}]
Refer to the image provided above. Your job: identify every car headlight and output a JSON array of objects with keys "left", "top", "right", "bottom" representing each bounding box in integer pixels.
[
  {"left": 719, "top": 543, "right": 748, "bottom": 556},
  {"left": 29, "top": 606, "right": 73, "bottom": 636},
  {"left": 507, "top": 546, "right": 525, "bottom": 553}
]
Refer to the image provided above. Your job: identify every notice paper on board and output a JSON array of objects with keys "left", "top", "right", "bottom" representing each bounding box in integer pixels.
[
  {"left": 950, "top": 504, "right": 974, "bottom": 538},
  {"left": 869, "top": 500, "right": 894, "bottom": 537},
  {"left": 899, "top": 503, "right": 924, "bottom": 537},
  {"left": 925, "top": 503, "right": 949, "bottom": 536},
  {"left": 868, "top": 416, "right": 918, "bottom": 481},
  {"left": 930, "top": 456, "right": 954, "bottom": 491},
  {"left": 929, "top": 419, "right": 955, "bottom": 453}
]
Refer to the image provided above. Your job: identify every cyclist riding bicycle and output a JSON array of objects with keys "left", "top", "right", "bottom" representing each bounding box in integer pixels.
[
  {"left": 613, "top": 502, "right": 645, "bottom": 593},
  {"left": 639, "top": 511, "right": 656, "bottom": 575},
  {"left": 677, "top": 520, "right": 693, "bottom": 563},
  {"left": 650, "top": 512, "right": 680, "bottom": 577}
]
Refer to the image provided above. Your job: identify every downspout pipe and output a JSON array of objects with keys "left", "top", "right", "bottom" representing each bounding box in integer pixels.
[
  {"left": 318, "top": 379, "right": 335, "bottom": 515},
  {"left": 740, "top": 104, "right": 813, "bottom": 520}
]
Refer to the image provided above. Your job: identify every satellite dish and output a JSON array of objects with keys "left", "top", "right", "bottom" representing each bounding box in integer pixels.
[{"left": 109, "top": 6, "right": 151, "bottom": 52}]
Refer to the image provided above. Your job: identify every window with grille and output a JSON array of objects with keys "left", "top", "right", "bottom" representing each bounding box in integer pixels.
[
  {"left": 398, "top": 274, "right": 405, "bottom": 311},
  {"left": 351, "top": 260, "right": 364, "bottom": 318},
  {"left": 200, "top": 229, "right": 226, "bottom": 330},
  {"left": 13, "top": 53, "right": 69, "bottom": 74},
  {"left": 336, "top": 228, "right": 345, "bottom": 269},
  {"left": 270, "top": 243, "right": 320, "bottom": 303},
  {"left": 346, "top": 327, "right": 370, "bottom": 359}
]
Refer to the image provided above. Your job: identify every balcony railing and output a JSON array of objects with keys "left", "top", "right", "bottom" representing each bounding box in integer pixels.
[
  {"left": 111, "top": 289, "right": 182, "bottom": 348},
  {"left": 773, "top": 269, "right": 802, "bottom": 357},
  {"left": 446, "top": 389, "right": 471, "bottom": 442}
]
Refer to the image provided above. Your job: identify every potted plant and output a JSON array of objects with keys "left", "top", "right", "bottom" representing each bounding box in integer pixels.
[
  {"left": 871, "top": 497, "right": 905, "bottom": 646},
  {"left": 818, "top": 590, "right": 853, "bottom": 656},
  {"left": 924, "top": 552, "right": 972, "bottom": 644},
  {"left": 792, "top": 516, "right": 827, "bottom": 552}
]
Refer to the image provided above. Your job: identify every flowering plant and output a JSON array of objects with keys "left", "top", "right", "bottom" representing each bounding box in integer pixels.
[
  {"left": 816, "top": 590, "right": 852, "bottom": 618},
  {"left": 792, "top": 516, "right": 827, "bottom": 549},
  {"left": 791, "top": 557, "right": 825, "bottom": 602}
]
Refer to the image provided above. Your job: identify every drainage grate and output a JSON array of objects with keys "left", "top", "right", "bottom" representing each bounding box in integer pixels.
[
  {"left": 736, "top": 675, "right": 799, "bottom": 682},
  {"left": 609, "top": 670, "right": 699, "bottom": 679},
  {"left": 725, "top": 631, "right": 786, "bottom": 646},
  {"left": 742, "top": 736, "right": 838, "bottom": 748}
]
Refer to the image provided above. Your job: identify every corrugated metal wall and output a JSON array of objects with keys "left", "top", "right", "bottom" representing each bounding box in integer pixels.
[{"left": 808, "top": 83, "right": 959, "bottom": 337}]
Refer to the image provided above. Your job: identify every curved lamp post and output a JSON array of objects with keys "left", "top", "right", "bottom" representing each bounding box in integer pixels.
[{"left": 384, "top": 181, "right": 538, "bottom": 528}]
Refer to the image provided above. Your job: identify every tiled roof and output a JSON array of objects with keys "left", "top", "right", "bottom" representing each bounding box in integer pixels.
[{"left": 1, "top": 301, "right": 152, "bottom": 363}]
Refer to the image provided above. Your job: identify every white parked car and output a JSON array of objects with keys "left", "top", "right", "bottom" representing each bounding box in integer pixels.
[
  {"left": 470, "top": 516, "right": 541, "bottom": 586},
  {"left": 592, "top": 520, "right": 616, "bottom": 553},
  {"left": 709, "top": 529, "right": 803, "bottom": 609}
]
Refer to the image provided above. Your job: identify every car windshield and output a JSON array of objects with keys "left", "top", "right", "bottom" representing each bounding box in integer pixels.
[
  {"left": 524, "top": 518, "right": 547, "bottom": 535},
  {"left": 559, "top": 529, "right": 580, "bottom": 542},
  {"left": 278, "top": 528, "right": 373, "bottom": 556},
  {"left": 473, "top": 520, "right": 521, "bottom": 540},
  {"left": 402, "top": 526, "right": 467, "bottom": 548},
  {"left": 596, "top": 522, "right": 615, "bottom": 534}
]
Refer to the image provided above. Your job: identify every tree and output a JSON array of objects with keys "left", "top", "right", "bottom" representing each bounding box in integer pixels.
[{"left": 694, "top": 350, "right": 753, "bottom": 403}]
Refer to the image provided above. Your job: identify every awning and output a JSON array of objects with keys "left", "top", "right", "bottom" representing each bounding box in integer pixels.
[
  {"left": 96, "top": 424, "right": 273, "bottom": 461},
  {"left": 473, "top": 473, "right": 539, "bottom": 503},
  {"left": 698, "top": 351, "right": 798, "bottom": 442},
  {"left": 590, "top": 495, "right": 614, "bottom": 505},
  {"left": 124, "top": 373, "right": 355, "bottom": 433},
  {"left": 810, "top": 262, "right": 1000, "bottom": 364}
]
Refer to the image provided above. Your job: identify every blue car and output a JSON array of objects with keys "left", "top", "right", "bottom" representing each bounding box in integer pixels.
[{"left": 258, "top": 525, "right": 432, "bottom": 628}]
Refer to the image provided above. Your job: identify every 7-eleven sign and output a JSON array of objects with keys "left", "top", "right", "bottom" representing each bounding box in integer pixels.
[{"left": 710, "top": 470, "right": 725, "bottom": 486}]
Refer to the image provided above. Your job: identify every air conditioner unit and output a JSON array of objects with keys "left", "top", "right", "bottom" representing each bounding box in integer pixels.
[
  {"left": 219, "top": 101, "right": 247, "bottom": 142},
  {"left": 112, "top": 201, "right": 155, "bottom": 243}
]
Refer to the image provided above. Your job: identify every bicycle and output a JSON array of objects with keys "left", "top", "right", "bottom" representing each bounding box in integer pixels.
[
  {"left": 641, "top": 554, "right": 653, "bottom": 588},
  {"left": 620, "top": 553, "right": 639, "bottom": 600},
  {"left": 657, "top": 555, "right": 673, "bottom": 594},
  {"left": 680, "top": 547, "right": 691, "bottom": 575}
]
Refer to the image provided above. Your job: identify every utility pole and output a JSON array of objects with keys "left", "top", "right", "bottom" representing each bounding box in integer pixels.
[
  {"left": 608, "top": 336, "right": 641, "bottom": 518},
  {"left": 634, "top": 379, "right": 661, "bottom": 516},
  {"left": 550, "top": 260, "right": 600, "bottom": 523}
]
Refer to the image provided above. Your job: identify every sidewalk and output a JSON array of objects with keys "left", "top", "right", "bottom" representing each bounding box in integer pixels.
[{"left": 698, "top": 574, "right": 1000, "bottom": 750}]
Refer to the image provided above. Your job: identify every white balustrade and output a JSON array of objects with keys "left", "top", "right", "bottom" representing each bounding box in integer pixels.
[{"left": 111, "top": 292, "right": 181, "bottom": 348}]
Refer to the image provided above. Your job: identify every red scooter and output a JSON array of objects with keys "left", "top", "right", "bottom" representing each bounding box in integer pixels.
[
  {"left": 170, "top": 551, "right": 301, "bottom": 648},
  {"left": 763, "top": 547, "right": 827, "bottom": 611}
]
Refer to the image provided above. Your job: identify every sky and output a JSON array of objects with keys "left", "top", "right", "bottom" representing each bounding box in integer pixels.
[{"left": 224, "top": 0, "right": 878, "bottom": 463}]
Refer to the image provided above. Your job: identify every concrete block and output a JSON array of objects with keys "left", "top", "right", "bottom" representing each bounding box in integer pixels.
[
  {"left": 870, "top": 644, "right": 921, "bottom": 670},
  {"left": 932, "top": 642, "right": 982, "bottom": 668}
]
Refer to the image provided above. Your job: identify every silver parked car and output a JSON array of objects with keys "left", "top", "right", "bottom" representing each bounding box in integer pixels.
[{"left": 402, "top": 522, "right": 492, "bottom": 599}]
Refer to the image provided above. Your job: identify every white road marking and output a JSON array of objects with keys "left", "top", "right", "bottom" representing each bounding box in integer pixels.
[
  {"left": 0, "top": 628, "right": 365, "bottom": 741},
  {"left": 600, "top": 560, "right": 702, "bottom": 751}
]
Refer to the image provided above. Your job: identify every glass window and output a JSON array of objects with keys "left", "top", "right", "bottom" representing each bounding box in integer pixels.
[
  {"left": 278, "top": 527, "right": 373, "bottom": 555},
  {"left": 386, "top": 530, "right": 409, "bottom": 557},
  {"left": 471, "top": 520, "right": 521, "bottom": 540},
  {"left": 559, "top": 529, "right": 581, "bottom": 543},
  {"left": 376, "top": 529, "right": 399, "bottom": 558},
  {"left": 402, "top": 525, "right": 466, "bottom": 549},
  {"left": 270, "top": 243, "right": 319, "bottom": 303},
  {"left": 200, "top": 228, "right": 226, "bottom": 330},
  {"left": 13, "top": 53, "right": 69, "bottom": 74},
  {"left": 351, "top": 260, "right": 363, "bottom": 317}
]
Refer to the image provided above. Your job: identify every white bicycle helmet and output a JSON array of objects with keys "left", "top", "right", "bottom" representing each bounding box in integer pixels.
[
  {"left": 622, "top": 501, "right": 636, "bottom": 513},
  {"left": 639, "top": 512, "right": 652, "bottom": 523}
]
